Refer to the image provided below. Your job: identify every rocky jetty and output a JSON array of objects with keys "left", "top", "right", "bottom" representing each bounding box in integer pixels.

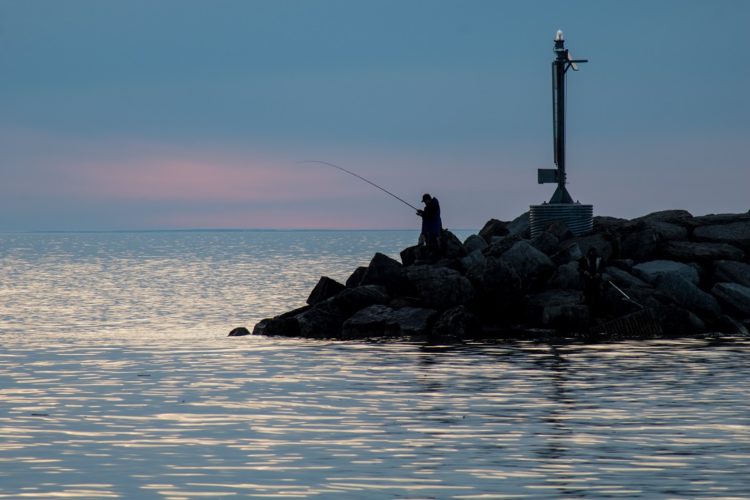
[{"left": 244, "top": 209, "right": 750, "bottom": 341}]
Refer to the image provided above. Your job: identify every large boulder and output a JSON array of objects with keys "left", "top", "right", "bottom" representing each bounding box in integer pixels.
[
  {"left": 551, "top": 242, "right": 583, "bottom": 266},
  {"left": 506, "top": 211, "right": 531, "bottom": 238},
  {"left": 661, "top": 241, "right": 745, "bottom": 262},
  {"left": 691, "top": 212, "right": 750, "bottom": 227},
  {"left": 346, "top": 266, "right": 368, "bottom": 287},
  {"left": 713, "top": 261, "right": 750, "bottom": 288},
  {"left": 530, "top": 231, "right": 560, "bottom": 256},
  {"left": 360, "top": 252, "right": 405, "bottom": 291},
  {"left": 547, "top": 261, "right": 583, "bottom": 290},
  {"left": 500, "top": 241, "right": 555, "bottom": 289},
  {"left": 228, "top": 326, "right": 251, "bottom": 337},
  {"left": 484, "top": 235, "right": 521, "bottom": 258},
  {"left": 570, "top": 233, "right": 615, "bottom": 262},
  {"left": 478, "top": 219, "right": 508, "bottom": 242},
  {"left": 252, "top": 305, "right": 311, "bottom": 337},
  {"left": 431, "top": 305, "right": 482, "bottom": 339},
  {"left": 633, "top": 209, "right": 693, "bottom": 225},
  {"left": 526, "top": 289, "right": 588, "bottom": 330},
  {"left": 296, "top": 301, "right": 345, "bottom": 338},
  {"left": 693, "top": 220, "right": 750, "bottom": 249},
  {"left": 330, "top": 285, "right": 390, "bottom": 316},
  {"left": 341, "top": 305, "right": 437, "bottom": 339},
  {"left": 632, "top": 260, "right": 700, "bottom": 286},
  {"left": 405, "top": 265, "right": 475, "bottom": 309},
  {"left": 307, "top": 276, "right": 346, "bottom": 306},
  {"left": 460, "top": 249, "right": 487, "bottom": 282},
  {"left": 463, "top": 234, "right": 488, "bottom": 254},
  {"left": 440, "top": 230, "right": 466, "bottom": 259},
  {"left": 655, "top": 274, "right": 721, "bottom": 318},
  {"left": 711, "top": 283, "right": 750, "bottom": 317},
  {"left": 603, "top": 266, "right": 651, "bottom": 290}
]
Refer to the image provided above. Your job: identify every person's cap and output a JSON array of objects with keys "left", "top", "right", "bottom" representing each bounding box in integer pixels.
[{"left": 421, "top": 193, "right": 431, "bottom": 202}]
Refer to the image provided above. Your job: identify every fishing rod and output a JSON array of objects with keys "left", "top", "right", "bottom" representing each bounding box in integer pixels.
[{"left": 298, "top": 160, "right": 420, "bottom": 212}]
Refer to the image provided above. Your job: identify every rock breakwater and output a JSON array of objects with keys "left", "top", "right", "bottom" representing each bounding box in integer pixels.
[{"left": 244, "top": 209, "right": 750, "bottom": 341}]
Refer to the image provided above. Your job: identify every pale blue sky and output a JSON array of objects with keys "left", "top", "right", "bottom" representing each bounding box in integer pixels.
[{"left": 1, "top": 0, "right": 748, "bottom": 230}]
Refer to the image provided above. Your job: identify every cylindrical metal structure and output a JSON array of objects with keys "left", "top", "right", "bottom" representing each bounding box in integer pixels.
[{"left": 529, "top": 202, "right": 593, "bottom": 237}]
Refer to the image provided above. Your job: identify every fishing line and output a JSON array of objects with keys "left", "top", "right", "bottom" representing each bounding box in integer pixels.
[{"left": 298, "top": 160, "right": 420, "bottom": 212}]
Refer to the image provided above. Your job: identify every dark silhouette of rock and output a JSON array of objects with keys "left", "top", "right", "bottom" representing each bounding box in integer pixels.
[
  {"left": 500, "top": 241, "right": 555, "bottom": 289},
  {"left": 551, "top": 242, "right": 583, "bottom": 266},
  {"left": 228, "top": 327, "right": 251, "bottom": 336},
  {"left": 296, "top": 301, "right": 345, "bottom": 339},
  {"left": 694, "top": 221, "right": 750, "bottom": 249},
  {"left": 714, "top": 261, "right": 750, "bottom": 288},
  {"left": 661, "top": 241, "right": 745, "bottom": 262},
  {"left": 530, "top": 231, "right": 560, "bottom": 256},
  {"left": 634, "top": 209, "right": 693, "bottom": 225},
  {"left": 331, "top": 285, "right": 390, "bottom": 316},
  {"left": 632, "top": 260, "right": 700, "bottom": 285},
  {"left": 342, "top": 305, "right": 437, "bottom": 339},
  {"left": 547, "top": 262, "right": 583, "bottom": 290},
  {"left": 655, "top": 274, "right": 721, "bottom": 318},
  {"left": 360, "top": 252, "right": 404, "bottom": 290},
  {"left": 440, "top": 230, "right": 467, "bottom": 259},
  {"left": 405, "top": 265, "right": 475, "bottom": 309},
  {"left": 526, "top": 289, "right": 588, "bottom": 330},
  {"left": 249, "top": 208, "right": 750, "bottom": 342},
  {"left": 711, "top": 283, "right": 750, "bottom": 317},
  {"left": 506, "top": 212, "right": 531, "bottom": 238},
  {"left": 463, "top": 234, "right": 488, "bottom": 254},
  {"left": 432, "top": 305, "right": 482, "bottom": 339},
  {"left": 346, "top": 266, "right": 368, "bottom": 287},
  {"left": 307, "top": 276, "right": 346, "bottom": 306},
  {"left": 478, "top": 219, "right": 508, "bottom": 242}
]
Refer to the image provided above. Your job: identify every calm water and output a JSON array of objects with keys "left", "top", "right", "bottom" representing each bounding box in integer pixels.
[{"left": 1, "top": 231, "right": 749, "bottom": 499}]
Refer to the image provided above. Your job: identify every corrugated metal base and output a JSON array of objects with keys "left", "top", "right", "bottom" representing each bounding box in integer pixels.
[{"left": 530, "top": 203, "right": 593, "bottom": 237}]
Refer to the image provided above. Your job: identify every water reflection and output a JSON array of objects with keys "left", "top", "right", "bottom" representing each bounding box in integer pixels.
[{"left": 1, "top": 334, "right": 750, "bottom": 498}]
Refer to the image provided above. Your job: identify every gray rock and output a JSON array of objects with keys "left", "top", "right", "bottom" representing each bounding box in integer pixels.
[
  {"left": 500, "top": 241, "right": 555, "bottom": 287},
  {"left": 545, "top": 220, "right": 575, "bottom": 241},
  {"left": 360, "top": 252, "right": 403, "bottom": 289},
  {"left": 440, "top": 230, "right": 466, "bottom": 259},
  {"left": 634, "top": 209, "right": 693, "bottom": 224},
  {"left": 593, "top": 216, "right": 628, "bottom": 234},
  {"left": 711, "top": 283, "right": 750, "bottom": 317},
  {"left": 661, "top": 241, "right": 745, "bottom": 262},
  {"left": 346, "top": 266, "right": 368, "bottom": 287},
  {"left": 603, "top": 266, "right": 650, "bottom": 290},
  {"left": 463, "top": 234, "right": 488, "bottom": 254},
  {"left": 405, "top": 265, "right": 475, "bottom": 309},
  {"left": 656, "top": 305, "right": 706, "bottom": 335},
  {"left": 296, "top": 301, "right": 345, "bottom": 338},
  {"left": 432, "top": 305, "right": 482, "bottom": 339},
  {"left": 307, "top": 276, "right": 346, "bottom": 306},
  {"left": 506, "top": 211, "right": 531, "bottom": 238},
  {"left": 694, "top": 221, "right": 750, "bottom": 248},
  {"left": 478, "top": 219, "right": 508, "bottom": 242},
  {"left": 547, "top": 262, "right": 583, "bottom": 290},
  {"left": 460, "top": 249, "right": 486, "bottom": 281},
  {"left": 648, "top": 221, "right": 689, "bottom": 241},
  {"left": 342, "top": 305, "right": 437, "bottom": 339},
  {"left": 655, "top": 274, "right": 721, "bottom": 318},
  {"left": 714, "top": 260, "right": 750, "bottom": 288},
  {"left": 228, "top": 327, "right": 250, "bottom": 337},
  {"left": 330, "top": 285, "right": 390, "bottom": 316},
  {"left": 717, "top": 315, "right": 750, "bottom": 336},
  {"left": 526, "top": 289, "right": 588, "bottom": 330},
  {"left": 479, "top": 256, "right": 522, "bottom": 296},
  {"left": 551, "top": 242, "right": 583, "bottom": 266},
  {"left": 484, "top": 235, "right": 521, "bottom": 258},
  {"left": 632, "top": 260, "right": 700, "bottom": 285},
  {"left": 399, "top": 245, "right": 422, "bottom": 267},
  {"left": 620, "top": 228, "right": 661, "bottom": 261},
  {"left": 571, "top": 233, "right": 615, "bottom": 261},
  {"left": 530, "top": 231, "right": 560, "bottom": 256},
  {"left": 691, "top": 212, "right": 750, "bottom": 227}
]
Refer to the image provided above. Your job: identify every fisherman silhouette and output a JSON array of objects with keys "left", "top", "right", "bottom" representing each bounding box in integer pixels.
[{"left": 416, "top": 193, "right": 442, "bottom": 260}]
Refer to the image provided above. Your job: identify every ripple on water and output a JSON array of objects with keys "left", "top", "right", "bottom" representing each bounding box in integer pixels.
[{"left": 1, "top": 333, "right": 750, "bottom": 498}]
